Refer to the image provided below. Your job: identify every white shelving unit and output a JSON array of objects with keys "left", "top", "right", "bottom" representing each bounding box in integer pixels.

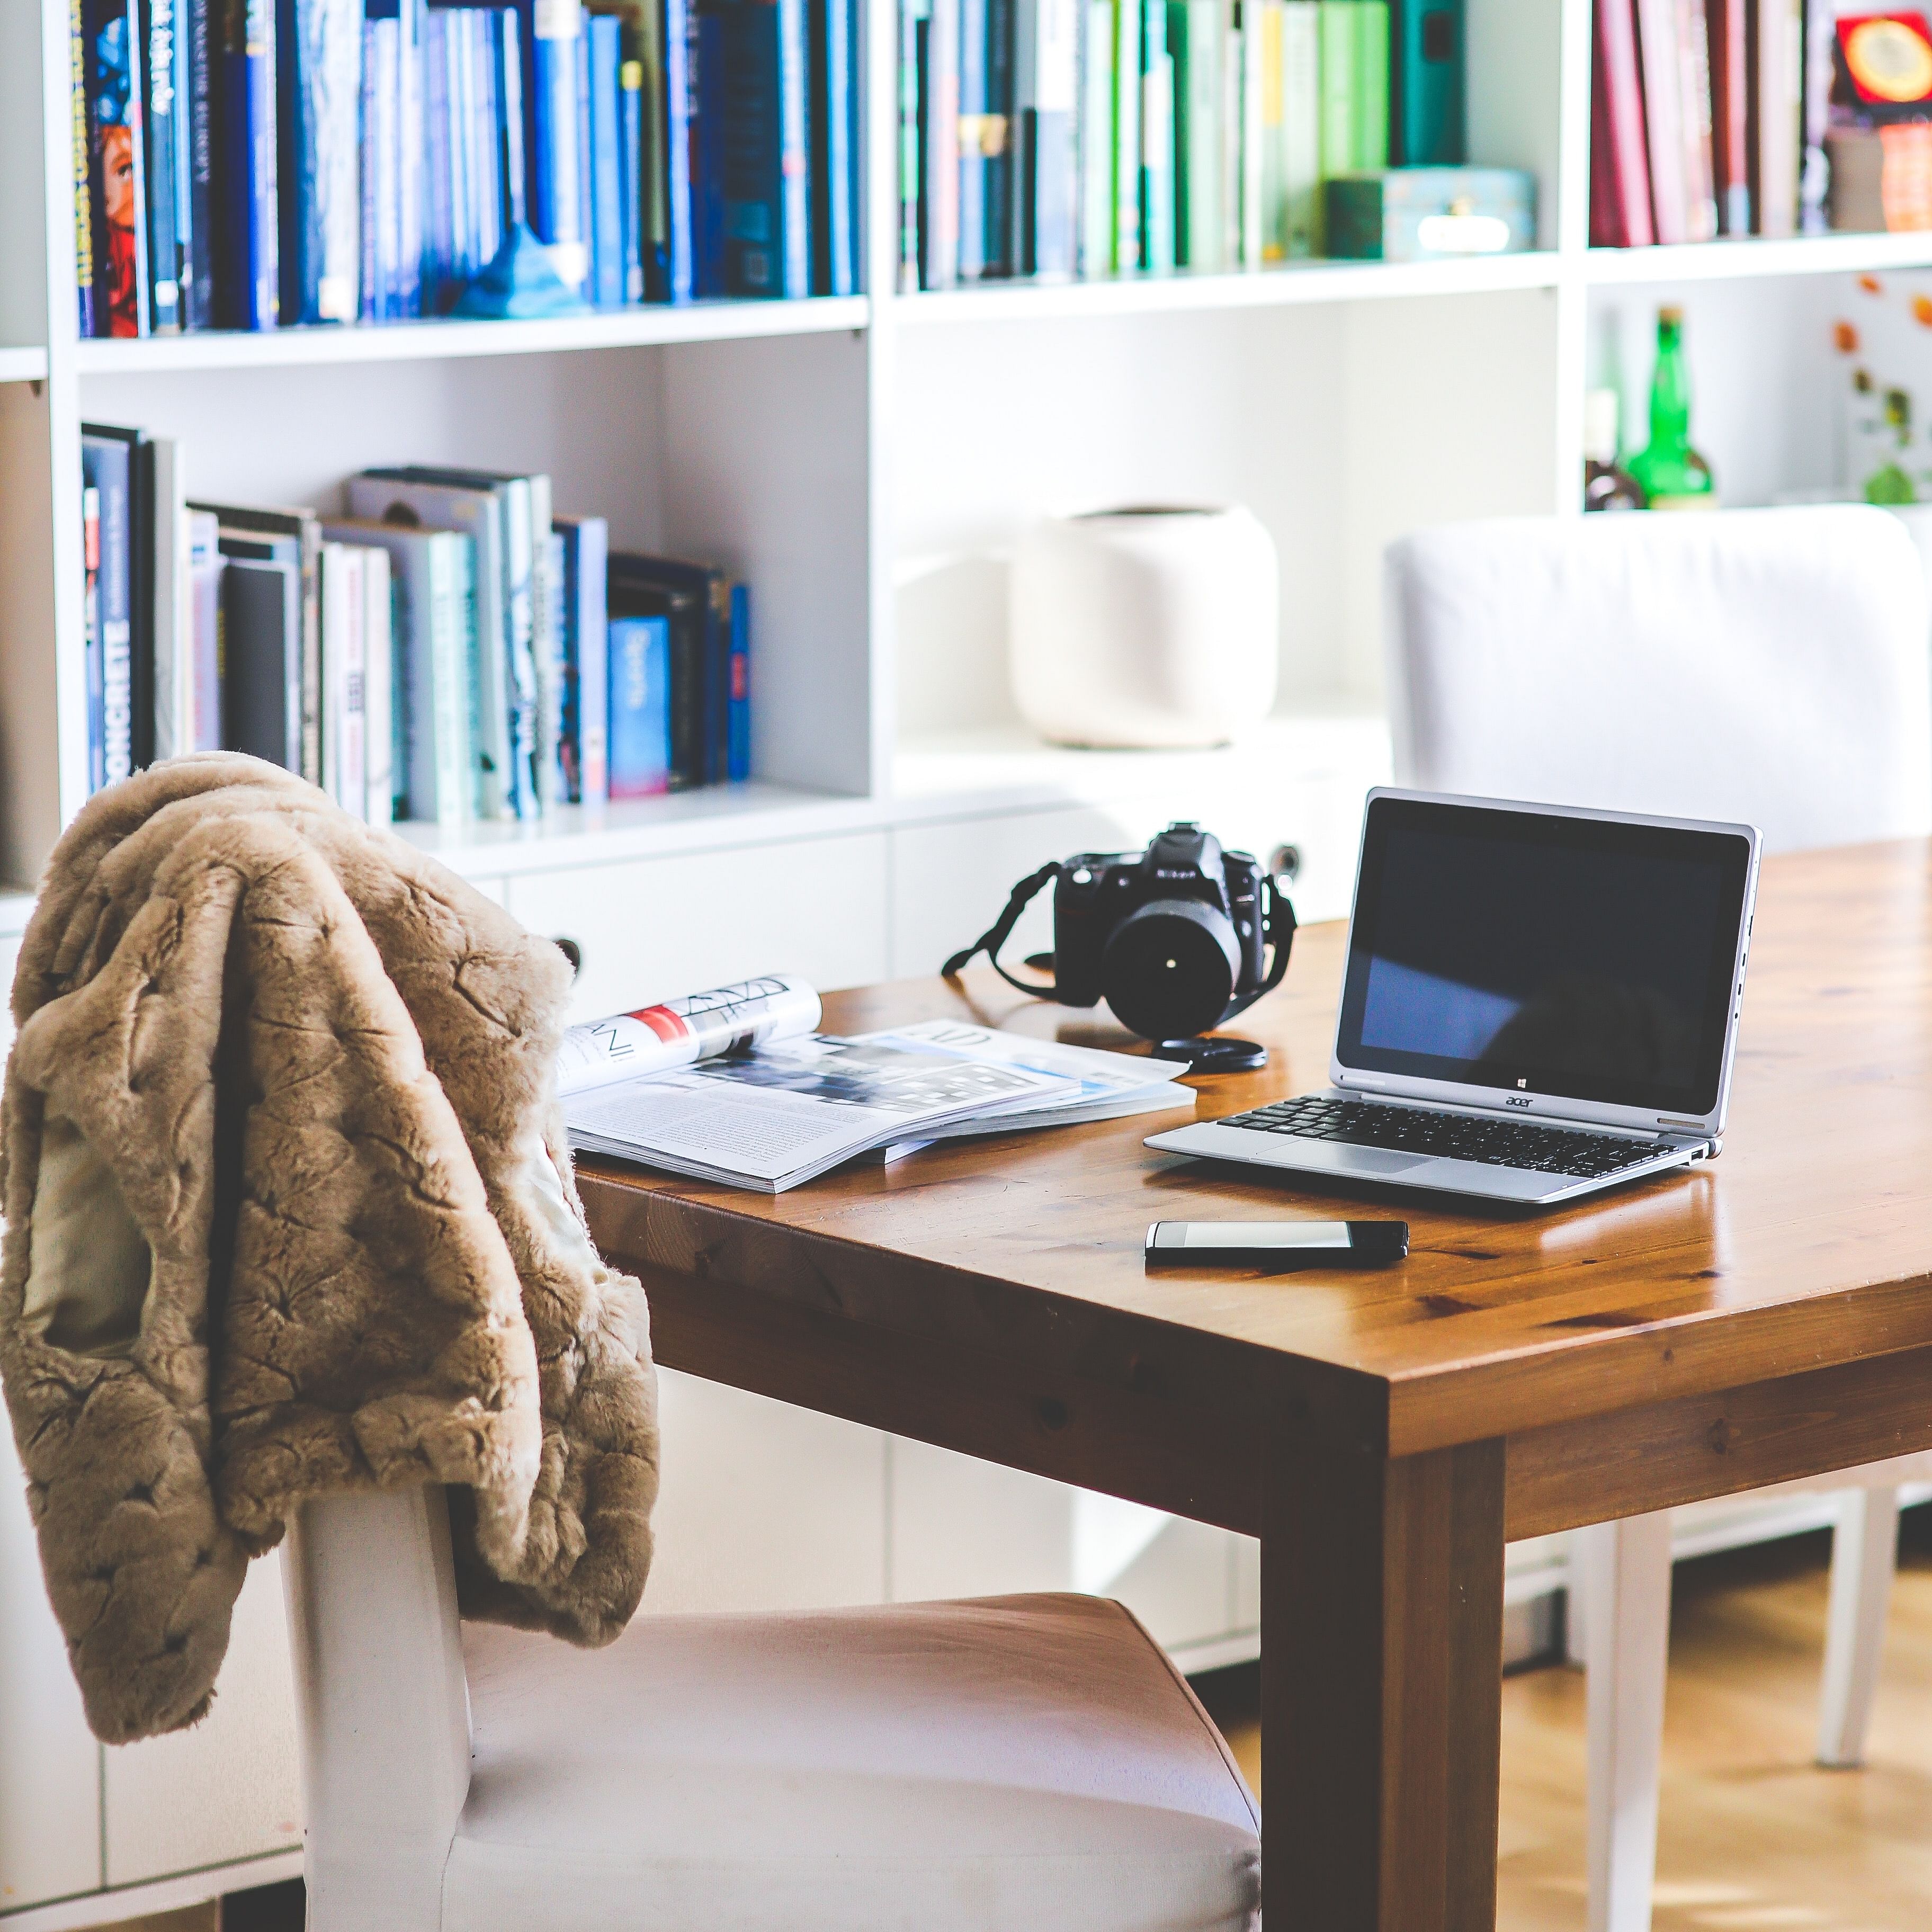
[{"left": 3, "top": 0, "right": 1928, "bottom": 1917}]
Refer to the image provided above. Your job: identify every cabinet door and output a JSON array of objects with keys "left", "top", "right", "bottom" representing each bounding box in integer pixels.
[
  {"left": 103, "top": 1550, "right": 302, "bottom": 1886},
  {"left": 506, "top": 831, "right": 890, "bottom": 1025},
  {"left": 641, "top": 1368, "right": 888, "bottom": 1615},
  {"left": 0, "top": 1411, "right": 102, "bottom": 1912}
]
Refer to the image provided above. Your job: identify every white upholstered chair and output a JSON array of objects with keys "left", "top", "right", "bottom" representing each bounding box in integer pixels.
[
  {"left": 281, "top": 1484, "right": 1262, "bottom": 1932},
  {"left": 1384, "top": 504, "right": 1932, "bottom": 1932}
]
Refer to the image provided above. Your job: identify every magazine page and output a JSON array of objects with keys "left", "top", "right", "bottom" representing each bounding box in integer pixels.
[
  {"left": 852, "top": 1018, "right": 1190, "bottom": 1116},
  {"left": 565, "top": 1034, "right": 1077, "bottom": 1191},
  {"left": 556, "top": 974, "right": 821, "bottom": 1098}
]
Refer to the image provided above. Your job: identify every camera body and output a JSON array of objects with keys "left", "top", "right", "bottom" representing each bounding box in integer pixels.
[{"left": 1052, "top": 823, "right": 1274, "bottom": 1043}]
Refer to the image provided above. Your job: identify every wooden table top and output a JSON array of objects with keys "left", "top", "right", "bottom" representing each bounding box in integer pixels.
[{"left": 577, "top": 838, "right": 1932, "bottom": 1461}]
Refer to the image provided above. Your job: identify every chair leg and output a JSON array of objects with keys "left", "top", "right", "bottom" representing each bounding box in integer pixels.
[
  {"left": 1815, "top": 1486, "right": 1901, "bottom": 1768},
  {"left": 1582, "top": 1513, "right": 1674, "bottom": 1932}
]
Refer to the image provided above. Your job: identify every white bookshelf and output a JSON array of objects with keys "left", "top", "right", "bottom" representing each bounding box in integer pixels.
[{"left": 3, "top": 0, "right": 1926, "bottom": 1917}]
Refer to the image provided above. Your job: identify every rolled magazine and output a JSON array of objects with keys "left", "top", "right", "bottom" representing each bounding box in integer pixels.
[{"left": 556, "top": 974, "right": 822, "bottom": 1098}]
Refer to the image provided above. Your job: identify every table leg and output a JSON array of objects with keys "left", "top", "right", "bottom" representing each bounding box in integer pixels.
[{"left": 1262, "top": 1435, "right": 1507, "bottom": 1930}]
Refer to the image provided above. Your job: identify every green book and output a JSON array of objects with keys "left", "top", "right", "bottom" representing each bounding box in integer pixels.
[
  {"left": 1142, "top": 0, "right": 1178, "bottom": 270},
  {"left": 1318, "top": 0, "right": 1356, "bottom": 183},
  {"left": 1171, "top": 0, "right": 1224, "bottom": 266},
  {"left": 1353, "top": 0, "right": 1390, "bottom": 169},
  {"left": 1113, "top": 0, "right": 1144, "bottom": 267},
  {"left": 1081, "top": 0, "right": 1116, "bottom": 273},
  {"left": 1281, "top": 0, "right": 1322, "bottom": 254}
]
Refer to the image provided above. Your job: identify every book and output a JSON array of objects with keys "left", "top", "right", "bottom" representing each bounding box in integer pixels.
[
  {"left": 187, "top": 508, "right": 223, "bottom": 751},
  {"left": 1707, "top": 0, "right": 1747, "bottom": 232},
  {"left": 1015, "top": 0, "right": 1077, "bottom": 273},
  {"left": 587, "top": 12, "right": 624, "bottom": 300},
  {"left": 347, "top": 471, "right": 511, "bottom": 819},
  {"left": 1280, "top": 0, "right": 1318, "bottom": 252},
  {"left": 664, "top": 0, "right": 696, "bottom": 297},
  {"left": 82, "top": 486, "right": 104, "bottom": 789},
  {"left": 926, "top": 0, "right": 961, "bottom": 282},
  {"left": 960, "top": 0, "right": 990, "bottom": 275},
  {"left": 608, "top": 550, "right": 715, "bottom": 786},
  {"left": 1751, "top": 0, "right": 1802, "bottom": 237},
  {"left": 606, "top": 612, "right": 672, "bottom": 797},
  {"left": 1590, "top": 0, "right": 1653, "bottom": 246},
  {"left": 218, "top": 0, "right": 279, "bottom": 327},
  {"left": 140, "top": 0, "right": 184, "bottom": 330},
  {"left": 219, "top": 542, "right": 301, "bottom": 768},
  {"left": 72, "top": 0, "right": 97, "bottom": 336},
  {"left": 1078, "top": 0, "right": 1114, "bottom": 272},
  {"left": 1634, "top": 0, "right": 1689, "bottom": 241},
  {"left": 278, "top": 0, "right": 362, "bottom": 323},
  {"left": 619, "top": 56, "right": 645, "bottom": 298},
  {"left": 1678, "top": 0, "right": 1718, "bottom": 241},
  {"left": 520, "top": 0, "right": 589, "bottom": 289},
  {"left": 185, "top": 0, "right": 215, "bottom": 324},
  {"left": 1352, "top": 0, "right": 1389, "bottom": 168},
  {"left": 323, "top": 516, "right": 473, "bottom": 824},
  {"left": 554, "top": 513, "right": 609, "bottom": 806},
  {"left": 194, "top": 499, "right": 319, "bottom": 777},
  {"left": 1389, "top": 0, "right": 1461, "bottom": 165},
  {"left": 150, "top": 434, "right": 192, "bottom": 761},
  {"left": 574, "top": 11, "right": 595, "bottom": 280},
  {"left": 80, "top": 433, "right": 137, "bottom": 788},
  {"left": 1111, "top": 0, "right": 1141, "bottom": 265},
  {"left": 727, "top": 578, "right": 749, "bottom": 779},
  {"left": 87, "top": 0, "right": 153, "bottom": 336},
  {"left": 319, "top": 540, "right": 366, "bottom": 812},
  {"left": 1238, "top": 0, "right": 1262, "bottom": 262},
  {"left": 1141, "top": 0, "right": 1177, "bottom": 271},
  {"left": 361, "top": 543, "right": 394, "bottom": 824},
  {"left": 987, "top": 0, "right": 1017, "bottom": 273},
  {"left": 901, "top": 0, "right": 926, "bottom": 287},
  {"left": 810, "top": 0, "right": 860, "bottom": 292},
  {"left": 713, "top": 0, "right": 815, "bottom": 296},
  {"left": 1317, "top": 0, "right": 1355, "bottom": 183}
]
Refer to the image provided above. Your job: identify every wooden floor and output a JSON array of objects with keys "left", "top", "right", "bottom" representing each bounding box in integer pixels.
[{"left": 1197, "top": 1517, "right": 1932, "bottom": 1931}]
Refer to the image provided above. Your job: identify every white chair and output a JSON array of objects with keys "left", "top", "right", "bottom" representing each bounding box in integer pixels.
[
  {"left": 280, "top": 1484, "right": 1262, "bottom": 1932},
  {"left": 1385, "top": 505, "right": 1932, "bottom": 1932}
]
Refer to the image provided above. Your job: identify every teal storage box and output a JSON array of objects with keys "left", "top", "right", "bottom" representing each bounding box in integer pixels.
[{"left": 1324, "top": 167, "right": 1536, "bottom": 261}]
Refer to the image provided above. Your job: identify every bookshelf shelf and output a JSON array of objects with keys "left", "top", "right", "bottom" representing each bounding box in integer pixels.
[
  {"left": 893, "top": 252, "right": 1565, "bottom": 325},
  {"left": 0, "top": 348, "right": 49, "bottom": 384},
  {"left": 1582, "top": 232, "right": 1932, "bottom": 285},
  {"left": 69, "top": 297, "right": 871, "bottom": 376}
]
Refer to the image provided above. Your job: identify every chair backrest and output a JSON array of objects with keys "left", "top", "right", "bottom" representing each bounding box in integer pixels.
[
  {"left": 1384, "top": 506, "right": 1932, "bottom": 852},
  {"left": 281, "top": 1486, "right": 471, "bottom": 1931}
]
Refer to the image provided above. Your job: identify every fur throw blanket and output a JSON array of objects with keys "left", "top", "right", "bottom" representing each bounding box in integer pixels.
[{"left": 0, "top": 755, "right": 659, "bottom": 1743}]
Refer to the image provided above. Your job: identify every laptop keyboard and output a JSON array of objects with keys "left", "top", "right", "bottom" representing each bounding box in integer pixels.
[{"left": 1221, "top": 1095, "right": 1670, "bottom": 1179}]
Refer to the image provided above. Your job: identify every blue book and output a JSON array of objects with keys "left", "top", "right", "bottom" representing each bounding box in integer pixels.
[
  {"left": 619, "top": 53, "right": 644, "bottom": 300},
  {"left": 727, "top": 580, "right": 748, "bottom": 781},
  {"left": 496, "top": 4, "right": 527, "bottom": 225},
  {"left": 185, "top": 0, "right": 214, "bottom": 324},
  {"left": 808, "top": 0, "right": 854, "bottom": 293},
  {"left": 397, "top": 0, "right": 425, "bottom": 313},
  {"left": 357, "top": 16, "right": 379, "bottom": 316},
  {"left": 138, "top": 0, "right": 182, "bottom": 330},
  {"left": 515, "top": 0, "right": 587, "bottom": 290},
  {"left": 473, "top": 5, "right": 503, "bottom": 266},
  {"left": 574, "top": 23, "right": 593, "bottom": 284},
  {"left": 555, "top": 514, "right": 608, "bottom": 805},
  {"left": 423, "top": 6, "right": 453, "bottom": 303},
  {"left": 446, "top": 4, "right": 475, "bottom": 278},
  {"left": 715, "top": 0, "right": 811, "bottom": 297},
  {"left": 276, "top": 0, "right": 360, "bottom": 323},
  {"left": 80, "top": 432, "right": 136, "bottom": 790},
  {"left": 607, "top": 615, "right": 670, "bottom": 799},
  {"left": 958, "top": 0, "right": 985, "bottom": 278},
  {"left": 664, "top": 0, "right": 694, "bottom": 298},
  {"left": 587, "top": 13, "right": 622, "bottom": 302},
  {"left": 692, "top": 0, "right": 728, "bottom": 294}
]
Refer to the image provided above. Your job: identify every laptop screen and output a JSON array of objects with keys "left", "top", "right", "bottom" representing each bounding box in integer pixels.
[{"left": 1336, "top": 795, "right": 1756, "bottom": 1116}]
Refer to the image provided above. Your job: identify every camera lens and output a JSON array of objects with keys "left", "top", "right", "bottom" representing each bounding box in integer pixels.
[{"left": 1101, "top": 899, "right": 1242, "bottom": 1042}]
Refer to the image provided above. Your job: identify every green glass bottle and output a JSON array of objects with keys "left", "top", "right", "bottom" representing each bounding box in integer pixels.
[{"left": 1629, "top": 306, "right": 1717, "bottom": 512}]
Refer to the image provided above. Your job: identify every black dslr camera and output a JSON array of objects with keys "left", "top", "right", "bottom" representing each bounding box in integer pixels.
[{"left": 944, "top": 822, "right": 1296, "bottom": 1069}]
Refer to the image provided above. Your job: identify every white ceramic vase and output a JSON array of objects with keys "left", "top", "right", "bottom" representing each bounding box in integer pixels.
[{"left": 1008, "top": 504, "right": 1281, "bottom": 748}]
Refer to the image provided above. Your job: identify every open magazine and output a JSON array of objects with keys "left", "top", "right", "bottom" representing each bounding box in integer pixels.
[{"left": 559, "top": 979, "right": 1197, "bottom": 1193}]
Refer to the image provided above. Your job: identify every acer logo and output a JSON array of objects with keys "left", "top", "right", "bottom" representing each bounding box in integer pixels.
[{"left": 1505, "top": 1095, "right": 1532, "bottom": 1109}]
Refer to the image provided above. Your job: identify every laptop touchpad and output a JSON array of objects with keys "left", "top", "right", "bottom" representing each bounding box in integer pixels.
[{"left": 1333, "top": 1148, "right": 1432, "bottom": 1175}]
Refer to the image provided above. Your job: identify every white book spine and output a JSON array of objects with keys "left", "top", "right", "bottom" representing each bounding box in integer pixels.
[
  {"left": 1636, "top": 0, "right": 1689, "bottom": 243},
  {"left": 1239, "top": 0, "right": 1263, "bottom": 266},
  {"left": 1281, "top": 0, "right": 1317, "bottom": 256},
  {"left": 320, "top": 542, "right": 349, "bottom": 803},
  {"left": 363, "top": 547, "right": 393, "bottom": 825},
  {"left": 149, "top": 439, "right": 193, "bottom": 763}
]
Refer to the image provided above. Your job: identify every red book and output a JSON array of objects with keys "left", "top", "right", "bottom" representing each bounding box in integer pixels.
[
  {"left": 1637, "top": 0, "right": 1691, "bottom": 239},
  {"left": 1595, "top": 0, "right": 1657, "bottom": 245},
  {"left": 1708, "top": 0, "right": 1750, "bottom": 230}
]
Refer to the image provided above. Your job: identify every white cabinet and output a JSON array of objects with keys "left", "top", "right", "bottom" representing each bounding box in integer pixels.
[
  {"left": 641, "top": 1370, "right": 889, "bottom": 1615},
  {"left": 104, "top": 1551, "right": 302, "bottom": 1886},
  {"left": 507, "top": 831, "right": 891, "bottom": 1025},
  {"left": 0, "top": 1410, "right": 101, "bottom": 1913}
]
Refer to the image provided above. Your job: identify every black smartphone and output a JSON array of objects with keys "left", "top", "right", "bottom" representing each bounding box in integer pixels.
[{"left": 1144, "top": 1219, "right": 1410, "bottom": 1270}]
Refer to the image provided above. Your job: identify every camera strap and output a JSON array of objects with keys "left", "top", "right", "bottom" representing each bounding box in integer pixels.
[
  {"left": 1217, "top": 877, "right": 1299, "bottom": 1025},
  {"left": 941, "top": 862, "right": 1065, "bottom": 997}
]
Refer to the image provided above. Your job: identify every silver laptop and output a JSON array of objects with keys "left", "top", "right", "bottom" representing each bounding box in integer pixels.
[{"left": 1146, "top": 789, "right": 1763, "bottom": 1207}]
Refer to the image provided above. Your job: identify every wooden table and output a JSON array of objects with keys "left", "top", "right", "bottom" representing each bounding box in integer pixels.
[{"left": 577, "top": 838, "right": 1932, "bottom": 1931}]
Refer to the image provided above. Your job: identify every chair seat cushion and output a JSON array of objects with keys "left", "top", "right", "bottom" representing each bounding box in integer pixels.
[{"left": 444, "top": 1592, "right": 1260, "bottom": 1932}]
